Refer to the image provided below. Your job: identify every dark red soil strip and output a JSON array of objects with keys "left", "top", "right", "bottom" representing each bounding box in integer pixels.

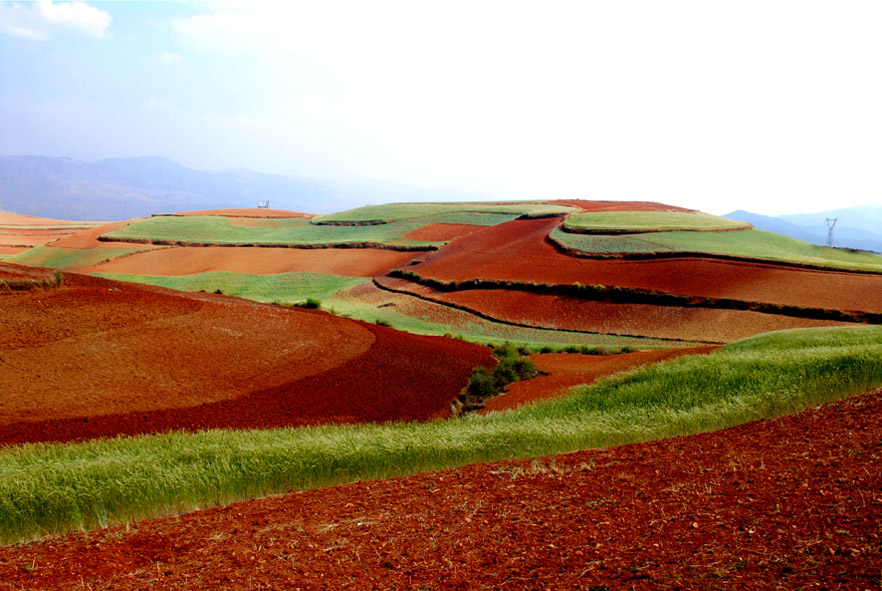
[
  {"left": 0, "top": 321, "right": 493, "bottom": 447},
  {"left": 415, "top": 217, "right": 882, "bottom": 314},
  {"left": 373, "top": 276, "right": 712, "bottom": 344},
  {"left": 388, "top": 269, "right": 882, "bottom": 325},
  {"left": 2, "top": 390, "right": 879, "bottom": 590}
]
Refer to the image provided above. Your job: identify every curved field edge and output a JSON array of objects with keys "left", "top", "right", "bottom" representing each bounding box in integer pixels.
[
  {"left": 1, "top": 325, "right": 881, "bottom": 545},
  {"left": 92, "top": 271, "right": 368, "bottom": 305},
  {"left": 550, "top": 226, "right": 882, "bottom": 272}
]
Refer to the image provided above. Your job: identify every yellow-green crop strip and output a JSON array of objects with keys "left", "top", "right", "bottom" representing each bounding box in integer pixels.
[
  {"left": 5, "top": 245, "right": 148, "bottom": 271},
  {"left": 563, "top": 211, "right": 749, "bottom": 231},
  {"left": 1, "top": 325, "right": 881, "bottom": 544},
  {"left": 551, "top": 226, "right": 882, "bottom": 272}
]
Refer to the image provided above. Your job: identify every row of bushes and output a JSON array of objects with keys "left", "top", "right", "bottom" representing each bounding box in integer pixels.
[{"left": 456, "top": 343, "right": 539, "bottom": 414}]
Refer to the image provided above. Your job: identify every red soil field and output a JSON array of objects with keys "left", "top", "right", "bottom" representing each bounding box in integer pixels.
[
  {"left": 433, "top": 288, "right": 851, "bottom": 343},
  {"left": 552, "top": 199, "right": 695, "bottom": 212},
  {"left": 485, "top": 347, "right": 719, "bottom": 412},
  {"left": 0, "top": 269, "right": 493, "bottom": 445},
  {"left": 3, "top": 389, "right": 878, "bottom": 590},
  {"left": 415, "top": 217, "right": 882, "bottom": 314},
  {"left": 82, "top": 245, "right": 419, "bottom": 277},
  {"left": 401, "top": 222, "right": 484, "bottom": 242},
  {"left": 165, "top": 209, "right": 313, "bottom": 218}
]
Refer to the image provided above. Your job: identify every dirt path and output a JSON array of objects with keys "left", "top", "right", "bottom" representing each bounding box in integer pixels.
[{"left": 2, "top": 390, "right": 879, "bottom": 589}]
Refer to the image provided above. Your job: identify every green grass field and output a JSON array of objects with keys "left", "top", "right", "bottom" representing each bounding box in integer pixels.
[
  {"left": 5, "top": 245, "right": 147, "bottom": 270},
  {"left": 1, "top": 325, "right": 880, "bottom": 543},
  {"left": 313, "top": 202, "right": 578, "bottom": 223},
  {"left": 563, "top": 211, "right": 749, "bottom": 232},
  {"left": 102, "top": 213, "right": 518, "bottom": 247},
  {"left": 552, "top": 226, "right": 882, "bottom": 271},
  {"left": 93, "top": 272, "right": 368, "bottom": 305}
]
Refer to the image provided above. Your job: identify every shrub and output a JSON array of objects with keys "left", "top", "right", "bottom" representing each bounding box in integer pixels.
[
  {"left": 466, "top": 367, "right": 496, "bottom": 399},
  {"left": 303, "top": 298, "right": 321, "bottom": 309}
]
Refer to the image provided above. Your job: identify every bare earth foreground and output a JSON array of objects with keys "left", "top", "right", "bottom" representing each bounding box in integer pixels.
[{"left": 1, "top": 391, "right": 879, "bottom": 590}]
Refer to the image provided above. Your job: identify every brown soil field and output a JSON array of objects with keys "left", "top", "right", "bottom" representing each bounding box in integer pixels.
[
  {"left": 82, "top": 245, "right": 418, "bottom": 277},
  {"left": 165, "top": 209, "right": 313, "bottom": 218},
  {"left": 402, "top": 223, "right": 484, "bottom": 242},
  {"left": 48, "top": 220, "right": 156, "bottom": 250},
  {"left": 434, "top": 289, "right": 851, "bottom": 343},
  {"left": 485, "top": 348, "right": 719, "bottom": 412},
  {"left": 415, "top": 217, "right": 882, "bottom": 314},
  {"left": 552, "top": 199, "right": 695, "bottom": 212},
  {"left": 2, "top": 389, "right": 878, "bottom": 590},
  {"left": 0, "top": 227, "right": 85, "bottom": 247},
  {"left": 0, "top": 246, "right": 27, "bottom": 255},
  {"left": 0, "top": 212, "right": 102, "bottom": 225},
  {"left": 0, "top": 269, "right": 493, "bottom": 445}
]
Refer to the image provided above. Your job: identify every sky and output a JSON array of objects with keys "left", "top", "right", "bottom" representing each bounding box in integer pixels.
[{"left": 1, "top": 1, "right": 881, "bottom": 216}]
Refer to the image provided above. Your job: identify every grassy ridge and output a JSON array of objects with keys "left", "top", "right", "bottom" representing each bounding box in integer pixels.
[
  {"left": 5, "top": 245, "right": 146, "bottom": 270},
  {"left": 313, "top": 202, "right": 578, "bottom": 223},
  {"left": 552, "top": 227, "right": 882, "bottom": 272},
  {"left": 93, "top": 272, "right": 368, "bottom": 305},
  {"left": 564, "top": 211, "right": 749, "bottom": 231},
  {"left": 102, "top": 213, "right": 518, "bottom": 247},
  {"left": 1, "top": 325, "right": 881, "bottom": 543}
]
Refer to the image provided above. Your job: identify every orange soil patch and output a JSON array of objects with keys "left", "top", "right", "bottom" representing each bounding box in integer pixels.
[
  {"left": 0, "top": 228, "right": 85, "bottom": 247},
  {"left": 4, "top": 390, "right": 878, "bottom": 589},
  {"left": 48, "top": 220, "right": 156, "bottom": 249},
  {"left": 82, "top": 245, "right": 419, "bottom": 277},
  {"left": 552, "top": 199, "right": 695, "bottom": 212},
  {"left": 0, "top": 268, "right": 493, "bottom": 445},
  {"left": 166, "top": 209, "right": 313, "bottom": 218},
  {"left": 416, "top": 217, "right": 882, "bottom": 313},
  {"left": 0, "top": 246, "right": 27, "bottom": 255},
  {"left": 485, "top": 347, "right": 718, "bottom": 412},
  {"left": 401, "top": 223, "right": 484, "bottom": 242},
  {"left": 0, "top": 212, "right": 103, "bottom": 225},
  {"left": 435, "top": 288, "right": 851, "bottom": 343}
]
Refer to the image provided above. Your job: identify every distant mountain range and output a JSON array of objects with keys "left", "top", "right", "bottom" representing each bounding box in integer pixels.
[
  {"left": 724, "top": 206, "right": 882, "bottom": 253},
  {"left": 0, "top": 155, "right": 487, "bottom": 221}
]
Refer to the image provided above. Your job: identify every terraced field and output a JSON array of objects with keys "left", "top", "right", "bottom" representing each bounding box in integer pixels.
[{"left": 3, "top": 199, "right": 882, "bottom": 590}]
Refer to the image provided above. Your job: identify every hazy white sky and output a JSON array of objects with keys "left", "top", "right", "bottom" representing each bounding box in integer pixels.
[{"left": 2, "top": 1, "right": 881, "bottom": 215}]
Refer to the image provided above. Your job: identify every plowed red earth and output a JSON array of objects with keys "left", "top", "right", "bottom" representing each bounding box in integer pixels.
[
  {"left": 81, "top": 246, "right": 419, "bottom": 277},
  {"left": 401, "top": 223, "right": 484, "bottom": 242},
  {"left": 0, "top": 269, "right": 493, "bottom": 445},
  {"left": 3, "top": 391, "right": 879, "bottom": 590},
  {"left": 436, "top": 289, "right": 850, "bottom": 343},
  {"left": 415, "top": 217, "right": 882, "bottom": 314},
  {"left": 484, "top": 348, "right": 719, "bottom": 412}
]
